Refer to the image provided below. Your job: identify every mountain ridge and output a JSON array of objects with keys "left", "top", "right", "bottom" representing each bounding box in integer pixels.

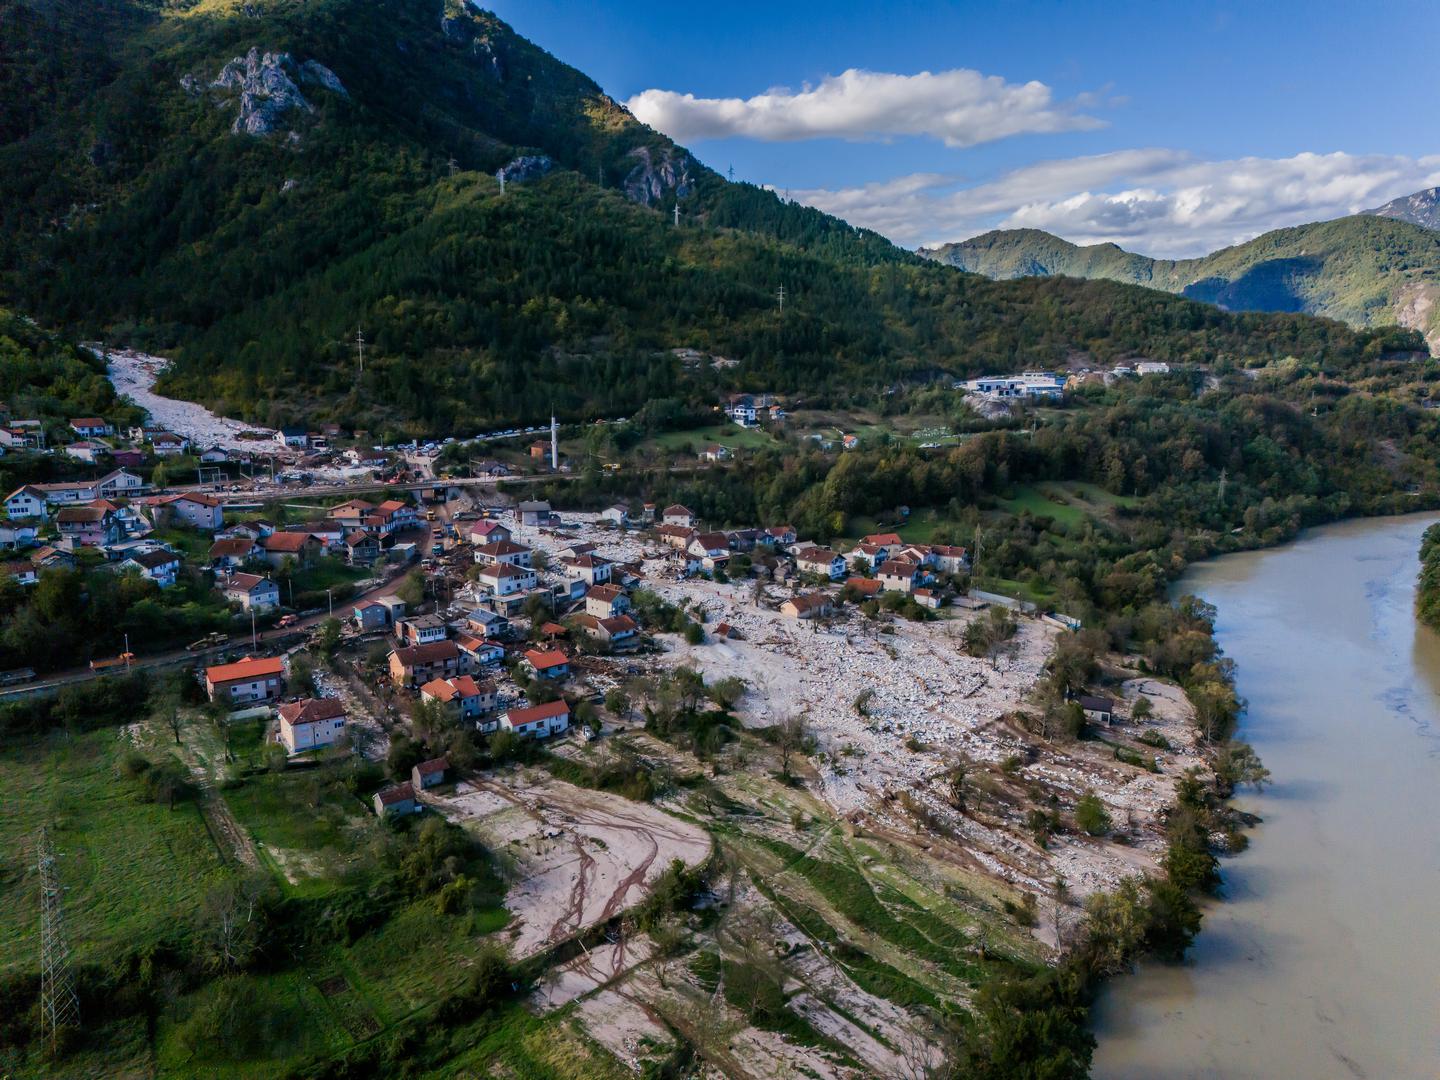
[
  {"left": 0, "top": 0, "right": 1419, "bottom": 433},
  {"left": 921, "top": 209, "right": 1440, "bottom": 353}
]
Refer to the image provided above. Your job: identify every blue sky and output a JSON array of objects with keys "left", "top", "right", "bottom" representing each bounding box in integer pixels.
[{"left": 486, "top": 1, "right": 1440, "bottom": 256}]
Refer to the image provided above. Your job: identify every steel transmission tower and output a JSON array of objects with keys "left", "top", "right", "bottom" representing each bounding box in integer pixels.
[{"left": 37, "top": 827, "right": 80, "bottom": 1050}]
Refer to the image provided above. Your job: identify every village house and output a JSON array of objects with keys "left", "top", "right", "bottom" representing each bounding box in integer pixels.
[
  {"left": 851, "top": 543, "right": 888, "bottom": 570},
  {"left": 111, "top": 449, "right": 143, "bottom": 469},
  {"left": 222, "top": 572, "right": 280, "bottom": 612},
  {"left": 662, "top": 504, "right": 697, "bottom": 528},
  {"left": 455, "top": 633, "right": 506, "bottom": 668},
  {"left": 1080, "top": 695, "right": 1115, "bottom": 725},
  {"left": 69, "top": 418, "right": 113, "bottom": 438},
  {"left": 500, "top": 698, "right": 570, "bottom": 739},
  {"left": 373, "top": 782, "right": 416, "bottom": 817},
  {"left": 517, "top": 500, "right": 551, "bottom": 526},
  {"left": 914, "top": 587, "right": 943, "bottom": 609},
  {"left": 411, "top": 757, "right": 448, "bottom": 791},
  {"left": 97, "top": 469, "right": 145, "bottom": 500},
  {"left": 56, "top": 505, "right": 119, "bottom": 547},
  {"left": 122, "top": 549, "right": 182, "bottom": 588},
  {"left": 930, "top": 545, "right": 970, "bottom": 575},
  {"left": 420, "top": 675, "right": 496, "bottom": 722},
  {"left": 0, "top": 522, "right": 38, "bottom": 550},
  {"left": 559, "top": 541, "right": 596, "bottom": 560},
  {"left": 149, "top": 431, "right": 189, "bottom": 456},
  {"left": 523, "top": 648, "right": 570, "bottom": 680},
  {"left": 765, "top": 525, "right": 798, "bottom": 547},
  {"left": 277, "top": 697, "right": 346, "bottom": 753},
  {"left": 794, "top": 546, "right": 846, "bottom": 581},
  {"left": 63, "top": 441, "right": 107, "bottom": 464},
  {"left": 205, "top": 655, "right": 286, "bottom": 705},
  {"left": 396, "top": 613, "right": 448, "bottom": 646},
  {"left": 560, "top": 553, "right": 612, "bottom": 586},
  {"left": 467, "top": 519, "right": 513, "bottom": 546},
  {"left": 585, "top": 584, "right": 630, "bottom": 619},
  {"left": 573, "top": 613, "right": 639, "bottom": 648},
  {"left": 197, "top": 445, "right": 230, "bottom": 464},
  {"left": 724, "top": 394, "right": 761, "bottom": 426},
  {"left": 462, "top": 608, "right": 511, "bottom": 639},
  {"left": 260, "top": 531, "right": 321, "bottom": 568},
  {"left": 148, "top": 492, "right": 225, "bottom": 531},
  {"left": 342, "top": 530, "right": 381, "bottom": 565},
  {"left": 657, "top": 524, "right": 696, "bottom": 550},
  {"left": 374, "top": 499, "right": 420, "bottom": 535},
  {"left": 389, "top": 640, "right": 468, "bottom": 691},
  {"left": 275, "top": 427, "right": 308, "bottom": 449},
  {"left": 220, "top": 519, "right": 275, "bottom": 541},
  {"left": 34, "top": 480, "right": 98, "bottom": 505},
  {"left": 473, "top": 540, "right": 532, "bottom": 568},
  {"left": 31, "top": 546, "right": 73, "bottom": 570},
  {"left": 599, "top": 504, "right": 630, "bottom": 527},
  {"left": 686, "top": 531, "right": 731, "bottom": 569},
  {"left": 326, "top": 500, "right": 375, "bottom": 530},
  {"left": 878, "top": 559, "right": 921, "bottom": 594},
  {"left": 844, "top": 576, "right": 883, "bottom": 599},
  {"left": 5, "top": 562, "right": 37, "bottom": 586},
  {"left": 699, "top": 444, "right": 731, "bottom": 463},
  {"left": 209, "top": 536, "right": 255, "bottom": 570},
  {"left": 476, "top": 562, "right": 537, "bottom": 598},
  {"left": 0, "top": 426, "right": 43, "bottom": 450},
  {"left": 781, "top": 592, "right": 834, "bottom": 620},
  {"left": 4, "top": 486, "right": 47, "bottom": 520},
  {"left": 352, "top": 599, "right": 391, "bottom": 633}
]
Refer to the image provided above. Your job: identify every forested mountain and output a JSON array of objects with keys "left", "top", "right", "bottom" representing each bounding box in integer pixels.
[
  {"left": 0, "top": 0, "right": 1421, "bottom": 434},
  {"left": 922, "top": 214, "right": 1440, "bottom": 355}
]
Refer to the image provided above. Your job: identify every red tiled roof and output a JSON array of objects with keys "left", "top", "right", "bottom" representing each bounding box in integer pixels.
[
  {"left": 845, "top": 576, "right": 882, "bottom": 596},
  {"left": 414, "top": 756, "right": 448, "bottom": 777},
  {"left": 393, "top": 640, "right": 461, "bottom": 666},
  {"left": 262, "top": 532, "right": 313, "bottom": 552},
  {"left": 376, "top": 782, "right": 415, "bottom": 805},
  {"left": 206, "top": 656, "right": 284, "bottom": 684},
  {"left": 862, "top": 532, "right": 904, "bottom": 546},
  {"left": 587, "top": 584, "right": 624, "bottom": 602},
  {"left": 504, "top": 699, "right": 570, "bottom": 726},
  {"left": 278, "top": 697, "right": 345, "bottom": 725},
  {"left": 523, "top": 648, "right": 568, "bottom": 670}
]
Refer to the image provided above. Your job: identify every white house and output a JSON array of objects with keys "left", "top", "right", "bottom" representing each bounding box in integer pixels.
[
  {"left": 222, "top": 572, "right": 280, "bottom": 612},
  {"left": 794, "top": 546, "right": 845, "bottom": 581},
  {"left": 500, "top": 698, "right": 570, "bottom": 738},
  {"left": 662, "top": 504, "right": 697, "bottom": 529},
  {"left": 477, "top": 562, "right": 537, "bottom": 597},
  {"left": 4, "top": 486, "right": 47, "bottom": 521},
  {"left": 585, "top": 584, "right": 630, "bottom": 619},
  {"left": 560, "top": 554, "right": 612, "bottom": 586},
  {"left": 97, "top": 469, "right": 145, "bottom": 499},
  {"left": 277, "top": 697, "right": 346, "bottom": 753},
  {"left": 123, "top": 549, "right": 182, "bottom": 588},
  {"left": 599, "top": 504, "right": 629, "bottom": 527}
]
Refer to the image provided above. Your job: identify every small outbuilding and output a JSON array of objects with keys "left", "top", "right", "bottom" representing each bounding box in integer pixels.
[{"left": 373, "top": 782, "right": 417, "bottom": 817}]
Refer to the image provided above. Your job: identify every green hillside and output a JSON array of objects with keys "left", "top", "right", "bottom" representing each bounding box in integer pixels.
[
  {"left": 0, "top": 0, "right": 1412, "bottom": 435},
  {"left": 923, "top": 215, "right": 1440, "bottom": 354}
]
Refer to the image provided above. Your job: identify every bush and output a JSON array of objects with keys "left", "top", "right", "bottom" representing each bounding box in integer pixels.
[{"left": 1075, "top": 791, "right": 1112, "bottom": 836}]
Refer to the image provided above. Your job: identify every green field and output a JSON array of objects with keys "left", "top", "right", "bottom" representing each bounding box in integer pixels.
[
  {"left": 993, "top": 481, "right": 1140, "bottom": 525},
  {"left": 648, "top": 423, "right": 777, "bottom": 452},
  {"left": 841, "top": 511, "right": 955, "bottom": 547},
  {"left": 0, "top": 728, "right": 229, "bottom": 976}
]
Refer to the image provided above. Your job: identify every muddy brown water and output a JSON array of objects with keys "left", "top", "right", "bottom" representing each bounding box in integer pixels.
[{"left": 1091, "top": 514, "right": 1440, "bottom": 1080}]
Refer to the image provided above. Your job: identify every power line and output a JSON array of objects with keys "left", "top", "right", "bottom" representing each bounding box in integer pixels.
[
  {"left": 38, "top": 827, "right": 80, "bottom": 1052},
  {"left": 776, "top": 284, "right": 785, "bottom": 313}
]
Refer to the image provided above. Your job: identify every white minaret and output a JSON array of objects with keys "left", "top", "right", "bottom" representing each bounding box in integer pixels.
[{"left": 550, "top": 414, "right": 558, "bottom": 471}]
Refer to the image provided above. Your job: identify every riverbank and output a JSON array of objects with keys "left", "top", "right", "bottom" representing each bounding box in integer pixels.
[{"left": 1092, "top": 513, "right": 1440, "bottom": 1080}]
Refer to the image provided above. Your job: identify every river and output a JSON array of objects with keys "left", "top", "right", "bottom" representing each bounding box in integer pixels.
[{"left": 1091, "top": 513, "right": 1440, "bottom": 1080}]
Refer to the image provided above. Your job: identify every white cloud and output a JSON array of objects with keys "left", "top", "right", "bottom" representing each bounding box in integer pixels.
[
  {"left": 788, "top": 151, "right": 1440, "bottom": 257},
  {"left": 626, "top": 68, "right": 1103, "bottom": 148}
]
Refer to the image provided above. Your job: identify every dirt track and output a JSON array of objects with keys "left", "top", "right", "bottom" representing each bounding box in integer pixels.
[{"left": 425, "top": 769, "right": 711, "bottom": 959}]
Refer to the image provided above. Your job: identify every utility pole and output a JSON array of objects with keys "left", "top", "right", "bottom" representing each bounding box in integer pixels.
[
  {"left": 327, "top": 588, "right": 333, "bottom": 618},
  {"left": 251, "top": 608, "right": 257, "bottom": 649},
  {"left": 355, "top": 328, "right": 365, "bottom": 376},
  {"left": 497, "top": 170, "right": 506, "bottom": 195},
  {"left": 37, "top": 827, "right": 80, "bottom": 1053},
  {"left": 776, "top": 285, "right": 785, "bottom": 313},
  {"left": 1218, "top": 467, "right": 1228, "bottom": 505},
  {"left": 550, "top": 414, "right": 559, "bottom": 472},
  {"left": 973, "top": 525, "right": 984, "bottom": 583},
  {"left": 447, "top": 155, "right": 458, "bottom": 178},
  {"left": 727, "top": 164, "right": 735, "bottom": 182},
  {"left": 673, "top": 203, "right": 680, "bottom": 227}
]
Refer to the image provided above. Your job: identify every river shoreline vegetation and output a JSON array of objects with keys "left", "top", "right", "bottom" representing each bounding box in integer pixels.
[{"left": 1416, "top": 523, "right": 1440, "bottom": 629}]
